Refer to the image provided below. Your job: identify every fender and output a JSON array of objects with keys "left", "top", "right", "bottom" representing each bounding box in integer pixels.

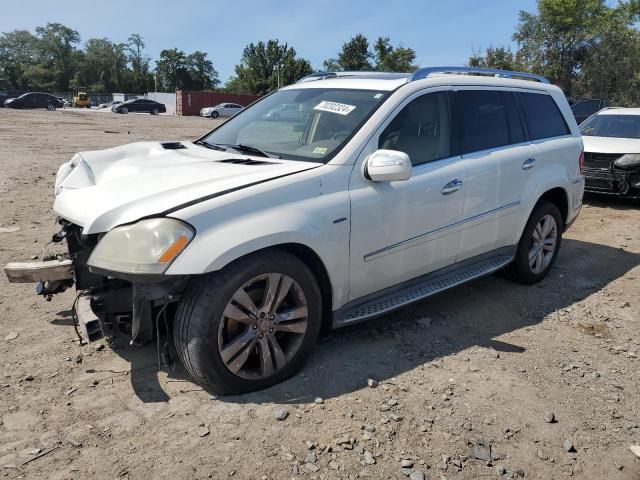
[{"left": 166, "top": 165, "right": 352, "bottom": 309}]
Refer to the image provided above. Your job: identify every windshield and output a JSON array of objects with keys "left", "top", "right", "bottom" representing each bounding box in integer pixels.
[
  {"left": 199, "top": 88, "right": 388, "bottom": 162},
  {"left": 580, "top": 114, "right": 640, "bottom": 139}
]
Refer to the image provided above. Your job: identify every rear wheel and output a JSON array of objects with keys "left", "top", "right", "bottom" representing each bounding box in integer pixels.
[
  {"left": 174, "top": 251, "right": 322, "bottom": 395},
  {"left": 506, "top": 200, "right": 563, "bottom": 284}
]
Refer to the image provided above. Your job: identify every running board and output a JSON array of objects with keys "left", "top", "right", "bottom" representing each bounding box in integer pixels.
[{"left": 333, "top": 253, "right": 514, "bottom": 328}]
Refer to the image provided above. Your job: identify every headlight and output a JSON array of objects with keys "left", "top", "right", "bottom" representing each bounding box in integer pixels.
[
  {"left": 615, "top": 154, "right": 640, "bottom": 168},
  {"left": 88, "top": 218, "right": 194, "bottom": 274}
]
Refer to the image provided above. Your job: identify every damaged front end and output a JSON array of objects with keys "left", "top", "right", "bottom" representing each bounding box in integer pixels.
[
  {"left": 4, "top": 219, "right": 189, "bottom": 351},
  {"left": 583, "top": 152, "right": 640, "bottom": 197}
]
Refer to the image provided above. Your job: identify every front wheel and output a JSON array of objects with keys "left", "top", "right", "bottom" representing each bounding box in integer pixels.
[
  {"left": 211, "top": 111, "right": 219, "bottom": 119},
  {"left": 174, "top": 251, "right": 322, "bottom": 395},
  {"left": 47, "top": 104, "right": 56, "bottom": 111},
  {"left": 120, "top": 107, "right": 128, "bottom": 114},
  {"left": 506, "top": 200, "right": 563, "bottom": 284},
  {"left": 151, "top": 108, "right": 159, "bottom": 115}
]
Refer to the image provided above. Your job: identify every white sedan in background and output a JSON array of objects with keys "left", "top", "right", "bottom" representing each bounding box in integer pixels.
[
  {"left": 580, "top": 107, "right": 640, "bottom": 197},
  {"left": 200, "top": 103, "right": 244, "bottom": 119}
]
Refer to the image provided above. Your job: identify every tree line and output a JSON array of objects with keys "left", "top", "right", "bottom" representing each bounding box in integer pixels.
[
  {"left": 0, "top": 24, "right": 219, "bottom": 94},
  {"left": 470, "top": 0, "right": 640, "bottom": 105},
  {"left": 1, "top": 1, "right": 640, "bottom": 104}
]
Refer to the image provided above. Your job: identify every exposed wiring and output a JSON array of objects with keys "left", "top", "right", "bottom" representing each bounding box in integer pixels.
[
  {"left": 70, "top": 291, "right": 85, "bottom": 345},
  {"left": 154, "top": 301, "right": 170, "bottom": 370}
]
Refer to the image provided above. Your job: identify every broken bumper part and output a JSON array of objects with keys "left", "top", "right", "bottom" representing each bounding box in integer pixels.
[{"left": 4, "top": 259, "right": 73, "bottom": 283}]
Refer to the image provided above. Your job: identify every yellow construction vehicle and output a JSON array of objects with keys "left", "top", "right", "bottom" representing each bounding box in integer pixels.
[{"left": 72, "top": 87, "right": 91, "bottom": 108}]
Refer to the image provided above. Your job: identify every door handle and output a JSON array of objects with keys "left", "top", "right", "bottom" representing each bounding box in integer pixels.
[
  {"left": 522, "top": 157, "right": 537, "bottom": 170},
  {"left": 441, "top": 179, "right": 463, "bottom": 194}
]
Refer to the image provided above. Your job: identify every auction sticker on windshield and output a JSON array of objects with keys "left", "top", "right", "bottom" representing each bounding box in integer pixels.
[{"left": 314, "top": 101, "right": 356, "bottom": 116}]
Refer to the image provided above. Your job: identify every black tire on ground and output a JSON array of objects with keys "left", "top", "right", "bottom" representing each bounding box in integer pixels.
[
  {"left": 173, "top": 250, "right": 322, "bottom": 395},
  {"left": 211, "top": 111, "right": 219, "bottom": 119},
  {"left": 505, "top": 200, "right": 563, "bottom": 284},
  {"left": 47, "top": 104, "right": 55, "bottom": 111},
  {"left": 121, "top": 107, "right": 128, "bottom": 114},
  {"left": 151, "top": 108, "right": 159, "bottom": 115}
]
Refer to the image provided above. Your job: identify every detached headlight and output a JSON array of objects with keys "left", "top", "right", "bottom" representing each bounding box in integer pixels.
[
  {"left": 615, "top": 154, "right": 640, "bottom": 168},
  {"left": 88, "top": 218, "right": 194, "bottom": 274}
]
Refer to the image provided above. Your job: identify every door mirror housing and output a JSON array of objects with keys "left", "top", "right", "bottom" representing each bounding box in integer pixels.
[{"left": 365, "top": 149, "right": 412, "bottom": 182}]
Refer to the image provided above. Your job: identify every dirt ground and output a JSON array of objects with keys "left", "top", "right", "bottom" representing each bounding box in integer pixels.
[{"left": 0, "top": 108, "right": 639, "bottom": 480}]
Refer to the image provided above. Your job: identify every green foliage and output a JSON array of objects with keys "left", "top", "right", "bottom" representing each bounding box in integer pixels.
[
  {"left": 373, "top": 37, "right": 418, "bottom": 72},
  {"left": 127, "top": 33, "right": 153, "bottom": 92},
  {"left": 226, "top": 39, "right": 312, "bottom": 95},
  {"left": 468, "top": 46, "right": 520, "bottom": 71},
  {"left": 0, "top": 25, "right": 218, "bottom": 94},
  {"left": 323, "top": 34, "right": 417, "bottom": 72},
  {"left": 0, "top": 30, "right": 38, "bottom": 90},
  {"left": 469, "top": 0, "right": 640, "bottom": 105},
  {"left": 155, "top": 48, "right": 220, "bottom": 92}
]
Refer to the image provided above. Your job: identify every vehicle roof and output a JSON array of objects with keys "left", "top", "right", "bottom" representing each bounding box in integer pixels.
[
  {"left": 284, "top": 73, "right": 559, "bottom": 93},
  {"left": 596, "top": 107, "right": 640, "bottom": 116}
]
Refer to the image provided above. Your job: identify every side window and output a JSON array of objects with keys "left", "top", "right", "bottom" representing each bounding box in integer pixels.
[
  {"left": 518, "top": 92, "right": 570, "bottom": 140},
  {"left": 455, "top": 90, "right": 511, "bottom": 154},
  {"left": 378, "top": 91, "right": 451, "bottom": 166},
  {"left": 502, "top": 93, "right": 526, "bottom": 144}
]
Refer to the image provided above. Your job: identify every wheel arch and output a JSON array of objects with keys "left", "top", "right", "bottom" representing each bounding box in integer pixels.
[
  {"left": 537, "top": 187, "right": 569, "bottom": 227},
  {"left": 217, "top": 243, "right": 334, "bottom": 333}
]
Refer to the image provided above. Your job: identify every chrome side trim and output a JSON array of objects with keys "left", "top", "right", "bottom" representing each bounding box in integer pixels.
[{"left": 364, "top": 201, "right": 521, "bottom": 262}]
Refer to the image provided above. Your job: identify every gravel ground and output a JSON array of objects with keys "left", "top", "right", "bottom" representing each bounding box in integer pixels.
[{"left": 0, "top": 108, "right": 639, "bottom": 480}]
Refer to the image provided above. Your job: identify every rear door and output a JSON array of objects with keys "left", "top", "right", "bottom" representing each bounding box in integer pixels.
[
  {"left": 515, "top": 91, "right": 576, "bottom": 208},
  {"left": 453, "top": 88, "right": 536, "bottom": 261}
]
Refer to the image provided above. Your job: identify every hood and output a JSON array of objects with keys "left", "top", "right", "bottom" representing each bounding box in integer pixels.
[
  {"left": 53, "top": 141, "right": 320, "bottom": 234},
  {"left": 582, "top": 135, "right": 640, "bottom": 154}
]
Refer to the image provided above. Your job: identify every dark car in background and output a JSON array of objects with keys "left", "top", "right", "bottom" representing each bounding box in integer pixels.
[
  {"left": 571, "top": 98, "right": 608, "bottom": 124},
  {"left": 112, "top": 99, "right": 166, "bottom": 115},
  {"left": 4, "top": 92, "right": 64, "bottom": 110}
]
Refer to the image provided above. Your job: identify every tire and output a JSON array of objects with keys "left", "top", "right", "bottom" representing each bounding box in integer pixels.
[
  {"left": 506, "top": 200, "right": 563, "bottom": 284},
  {"left": 174, "top": 250, "right": 322, "bottom": 395},
  {"left": 47, "top": 104, "right": 55, "bottom": 111},
  {"left": 151, "top": 108, "right": 159, "bottom": 115},
  {"left": 211, "top": 111, "right": 219, "bottom": 119},
  {"left": 121, "top": 107, "right": 128, "bottom": 114}
]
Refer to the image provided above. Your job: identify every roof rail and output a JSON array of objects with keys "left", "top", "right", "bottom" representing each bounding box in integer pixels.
[
  {"left": 297, "top": 71, "right": 410, "bottom": 83},
  {"left": 410, "top": 66, "right": 550, "bottom": 84}
]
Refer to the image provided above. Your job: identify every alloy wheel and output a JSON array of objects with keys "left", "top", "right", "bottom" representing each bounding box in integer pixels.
[
  {"left": 528, "top": 214, "right": 557, "bottom": 274},
  {"left": 217, "top": 273, "right": 308, "bottom": 380}
]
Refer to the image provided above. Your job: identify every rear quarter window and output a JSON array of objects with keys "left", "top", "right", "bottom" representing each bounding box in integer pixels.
[{"left": 517, "top": 92, "right": 570, "bottom": 140}]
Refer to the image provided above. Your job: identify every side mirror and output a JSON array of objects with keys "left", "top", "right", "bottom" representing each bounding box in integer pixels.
[{"left": 365, "top": 149, "right": 412, "bottom": 182}]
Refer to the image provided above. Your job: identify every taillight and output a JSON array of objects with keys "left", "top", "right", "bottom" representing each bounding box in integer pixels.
[{"left": 579, "top": 150, "right": 584, "bottom": 174}]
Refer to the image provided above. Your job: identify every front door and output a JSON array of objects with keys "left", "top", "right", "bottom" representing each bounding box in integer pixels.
[{"left": 348, "top": 89, "right": 468, "bottom": 300}]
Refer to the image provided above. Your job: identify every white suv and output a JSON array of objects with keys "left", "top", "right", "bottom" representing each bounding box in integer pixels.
[{"left": 6, "top": 67, "right": 585, "bottom": 394}]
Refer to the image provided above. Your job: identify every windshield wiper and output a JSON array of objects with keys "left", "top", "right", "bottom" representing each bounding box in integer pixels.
[
  {"left": 194, "top": 139, "right": 227, "bottom": 151},
  {"left": 223, "top": 144, "right": 280, "bottom": 159}
]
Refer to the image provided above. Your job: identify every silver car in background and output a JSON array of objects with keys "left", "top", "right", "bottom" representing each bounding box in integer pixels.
[{"left": 200, "top": 103, "right": 244, "bottom": 119}]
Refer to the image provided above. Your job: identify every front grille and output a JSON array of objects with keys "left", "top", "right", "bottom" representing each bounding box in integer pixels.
[
  {"left": 583, "top": 152, "right": 621, "bottom": 171},
  {"left": 582, "top": 166, "right": 627, "bottom": 193}
]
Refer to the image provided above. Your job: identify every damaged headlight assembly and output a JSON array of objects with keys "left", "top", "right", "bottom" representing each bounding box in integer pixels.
[
  {"left": 614, "top": 154, "right": 640, "bottom": 168},
  {"left": 88, "top": 218, "right": 194, "bottom": 275}
]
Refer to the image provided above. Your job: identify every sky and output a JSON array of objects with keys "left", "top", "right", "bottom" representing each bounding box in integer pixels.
[{"left": 1, "top": 0, "right": 539, "bottom": 82}]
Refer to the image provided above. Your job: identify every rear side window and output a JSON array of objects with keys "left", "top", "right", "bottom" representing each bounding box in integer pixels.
[
  {"left": 455, "top": 90, "right": 515, "bottom": 154},
  {"left": 517, "top": 92, "right": 569, "bottom": 140}
]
